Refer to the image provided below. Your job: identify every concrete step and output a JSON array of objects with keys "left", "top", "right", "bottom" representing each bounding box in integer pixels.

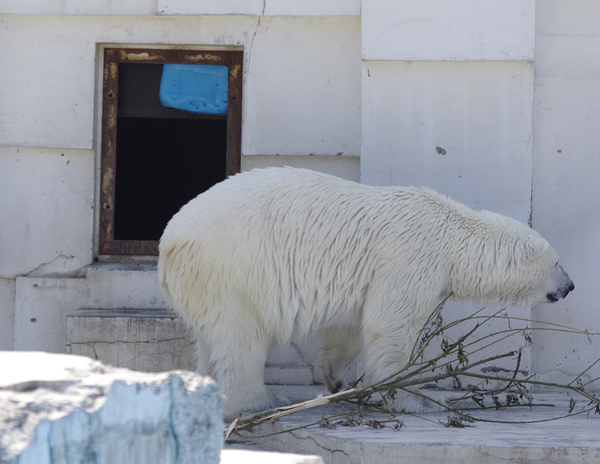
[
  {"left": 65, "top": 308, "right": 357, "bottom": 386},
  {"left": 63, "top": 265, "right": 357, "bottom": 385},
  {"left": 66, "top": 308, "right": 196, "bottom": 372},
  {"left": 220, "top": 450, "right": 323, "bottom": 464},
  {"left": 231, "top": 385, "right": 600, "bottom": 464}
]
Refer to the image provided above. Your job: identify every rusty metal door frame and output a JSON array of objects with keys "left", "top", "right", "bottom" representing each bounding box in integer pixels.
[{"left": 98, "top": 46, "right": 243, "bottom": 257}]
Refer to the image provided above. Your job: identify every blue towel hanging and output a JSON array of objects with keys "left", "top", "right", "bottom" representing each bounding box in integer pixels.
[{"left": 159, "top": 64, "right": 228, "bottom": 116}]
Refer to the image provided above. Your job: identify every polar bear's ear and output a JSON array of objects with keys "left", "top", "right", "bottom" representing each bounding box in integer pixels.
[{"left": 519, "top": 236, "right": 549, "bottom": 262}]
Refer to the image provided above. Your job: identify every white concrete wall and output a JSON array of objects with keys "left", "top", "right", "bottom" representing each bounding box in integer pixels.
[
  {"left": 242, "top": 16, "right": 361, "bottom": 156},
  {"left": 14, "top": 277, "right": 87, "bottom": 353},
  {"left": 0, "top": 15, "right": 360, "bottom": 156},
  {"left": 361, "top": 0, "right": 535, "bottom": 61},
  {"left": 360, "top": 0, "right": 535, "bottom": 221},
  {"left": 1, "top": 0, "right": 360, "bottom": 16},
  {"left": 530, "top": 0, "right": 600, "bottom": 388},
  {"left": 361, "top": 61, "right": 534, "bottom": 220},
  {"left": 0, "top": 147, "right": 94, "bottom": 279},
  {"left": 12, "top": 266, "right": 165, "bottom": 354}
]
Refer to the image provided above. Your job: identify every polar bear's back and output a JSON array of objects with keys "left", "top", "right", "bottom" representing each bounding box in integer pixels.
[{"left": 158, "top": 167, "right": 435, "bottom": 339}]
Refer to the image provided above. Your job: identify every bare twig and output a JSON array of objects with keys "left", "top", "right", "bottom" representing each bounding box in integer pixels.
[{"left": 226, "top": 300, "right": 600, "bottom": 438}]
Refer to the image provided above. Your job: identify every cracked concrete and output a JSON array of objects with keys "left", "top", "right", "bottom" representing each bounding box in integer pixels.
[
  {"left": 26, "top": 253, "right": 80, "bottom": 278},
  {"left": 245, "top": 0, "right": 266, "bottom": 86},
  {"left": 66, "top": 308, "right": 196, "bottom": 372},
  {"left": 0, "top": 148, "right": 94, "bottom": 280},
  {"left": 287, "top": 432, "right": 354, "bottom": 464},
  {"left": 67, "top": 308, "right": 328, "bottom": 383},
  {"left": 538, "top": 32, "right": 600, "bottom": 39},
  {"left": 17, "top": 267, "right": 328, "bottom": 385}
]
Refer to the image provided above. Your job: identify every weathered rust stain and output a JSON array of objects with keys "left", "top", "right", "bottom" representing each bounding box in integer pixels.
[
  {"left": 109, "top": 62, "right": 118, "bottom": 79},
  {"left": 105, "top": 106, "right": 116, "bottom": 130},
  {"left": 102, "top": 167, "right": 113, "bottom": 197},
  {"left": 126, "top": 52, "right": 162, "bottom": 62},
  {"left": 188, "top": 54, "right": 221, "bottom": 64}
]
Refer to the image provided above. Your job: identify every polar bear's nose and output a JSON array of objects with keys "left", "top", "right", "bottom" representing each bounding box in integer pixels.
[
  {"left": 547, "top": 280, "right": 574, "bottom": 302},
  {"left": 562, "top": 280, "right": 575, "bottom": 297}
]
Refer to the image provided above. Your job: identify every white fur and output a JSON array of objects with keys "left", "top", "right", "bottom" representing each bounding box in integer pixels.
[{"left": 158, "top": 167, "right": 573, "bottom": 418}]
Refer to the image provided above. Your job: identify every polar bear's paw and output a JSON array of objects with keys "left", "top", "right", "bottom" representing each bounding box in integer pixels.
[
  {"left": 322, "top": 364, "right": 349, "bottom": 393},
  {"left": 263, "top": 390, "right": 292, "bottom": 411},
  {"left": 390, "top": 389, "right": 447, "bottom": 414},
  {"left": 224, "top": 387, "right": 290, "bottom": 420}
]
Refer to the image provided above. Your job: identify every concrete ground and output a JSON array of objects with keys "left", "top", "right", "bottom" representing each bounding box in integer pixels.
[{"left": 227, "top": 385, "right": 600, "bottom": 464}]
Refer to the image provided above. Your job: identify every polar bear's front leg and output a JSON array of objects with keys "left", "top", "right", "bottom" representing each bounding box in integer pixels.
[
  {"left": 192, "top": 329, "right": 213, "bottom": 377},
  {"left": 318, "top": 327, "right": 362, "bottom": 393},
  {"left": 361, "top": 314, "right": 446, "bottom": 414}
]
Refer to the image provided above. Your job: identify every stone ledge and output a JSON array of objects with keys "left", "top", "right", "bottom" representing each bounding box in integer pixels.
[
  {"left": 66, "top": 308, "right": 196, "bottom": 372},
  {"left": 68, "top": 308, "right": 177, "bottom": 318},
  {"left": 220, "top": 449, "right": 323, "bottom": 464},
  {"left": 235, "top": 385, "right": 600, "bottom": 464},
  {"left": 66, "top": 308, "right": 345, "bottom": 386}
]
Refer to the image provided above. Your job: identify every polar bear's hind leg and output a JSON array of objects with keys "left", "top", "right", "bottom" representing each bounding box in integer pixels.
[{"left": 205, "top": 316, "right": 289, "bottom": 419}]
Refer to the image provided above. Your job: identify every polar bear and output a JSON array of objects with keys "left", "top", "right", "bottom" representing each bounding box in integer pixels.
[{"left": 158, "top": 167, "right": 574, "bottom": 418}]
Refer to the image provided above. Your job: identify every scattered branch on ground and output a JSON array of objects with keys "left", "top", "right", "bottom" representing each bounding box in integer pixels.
[{"left": 226, "top": 295, "right": 600, "bottom": 440}]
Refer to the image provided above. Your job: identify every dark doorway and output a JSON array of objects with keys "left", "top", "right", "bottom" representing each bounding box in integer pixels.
[
  {"left": 98, "top": 47, "right": 243, "bottom": 256},
  {"left": 114, "top": 63, "right": 227, "bottom": 241}
]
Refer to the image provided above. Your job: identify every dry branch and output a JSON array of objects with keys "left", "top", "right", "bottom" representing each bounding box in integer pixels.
[{"left": 226, "top": 297, "right": 600, "bottom": 439}]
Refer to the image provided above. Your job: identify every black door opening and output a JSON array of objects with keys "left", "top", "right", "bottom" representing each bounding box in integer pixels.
[
  {"left": 114, "top": 63, "right": 227, "bottom": 242},
  {"left": 98, "top": 47, "right": 243, "bottom": 256}
]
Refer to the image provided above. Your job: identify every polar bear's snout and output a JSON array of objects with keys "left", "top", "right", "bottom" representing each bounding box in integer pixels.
[{"left": 546, "top": 265, "right": 574, "bottom": 302}]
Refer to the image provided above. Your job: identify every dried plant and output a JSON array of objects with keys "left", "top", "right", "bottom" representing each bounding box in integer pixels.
[{"left": 226, "top": 295, "right": 600, "bottom": 440}]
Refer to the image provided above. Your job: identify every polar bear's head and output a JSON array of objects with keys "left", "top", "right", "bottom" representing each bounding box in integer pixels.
[
  {"left": 511, "top": 232, "right": 575, "bottom": 305},
  {"left": 454, "top": 210, "right": 574, "bottom": 307}
]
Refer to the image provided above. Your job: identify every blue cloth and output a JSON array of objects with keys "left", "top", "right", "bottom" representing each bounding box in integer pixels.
[{"left": 159, "top": 64, "right": 228, "bottom": 116}]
